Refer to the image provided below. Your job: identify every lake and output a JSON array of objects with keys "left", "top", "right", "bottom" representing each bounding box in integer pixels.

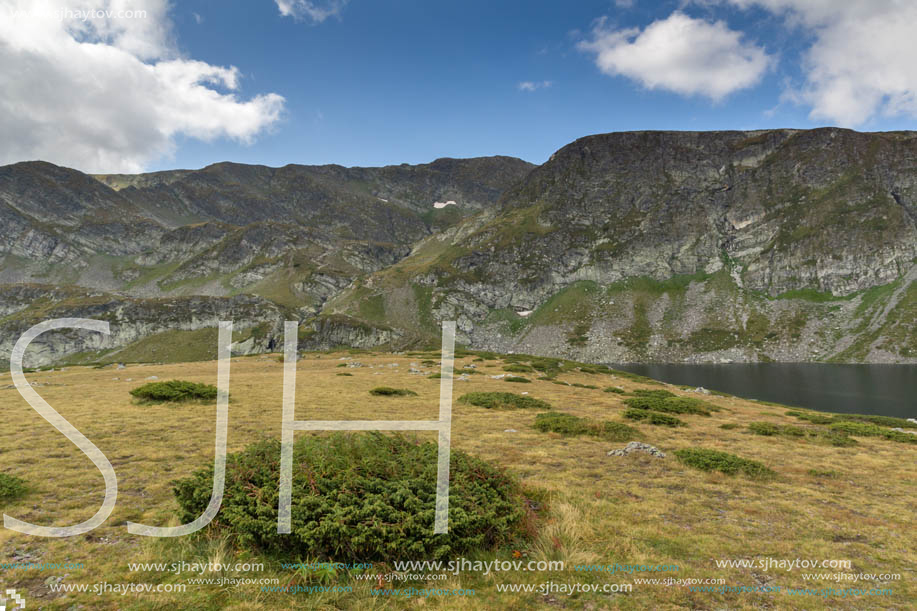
[{"left": 609, "top": 363, "right": 916, "bottom": 419}]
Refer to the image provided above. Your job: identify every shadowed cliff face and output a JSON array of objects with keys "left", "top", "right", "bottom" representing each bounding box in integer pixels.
[{"left": 1, "top": 129, "right": 914, "bottom": 365}]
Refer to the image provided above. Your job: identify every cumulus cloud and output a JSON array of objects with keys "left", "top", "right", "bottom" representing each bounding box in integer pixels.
[
  {"left": 275, "top": 0, "right": 348, "bottom": 23},
  {"left": 0, "top": 0, "right": 284, "bottom": 173},
  {"left": 518, "top": 80, "right": 553, "bottom": 92},
  {"left": 715, "top": 0, "right": 917, "bottom": 126},
  {"left": 578, "top": 12, "right": 772, "bottom": 101}
]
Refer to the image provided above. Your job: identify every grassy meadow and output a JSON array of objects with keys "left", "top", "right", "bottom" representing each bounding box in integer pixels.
[{"left": 0, "top": 351, "right": 914, "bottom": 610}]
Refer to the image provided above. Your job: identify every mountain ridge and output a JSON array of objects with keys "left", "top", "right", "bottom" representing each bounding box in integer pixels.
[{"left": 1, "top": 129, "right": 914, "bottom": 366}]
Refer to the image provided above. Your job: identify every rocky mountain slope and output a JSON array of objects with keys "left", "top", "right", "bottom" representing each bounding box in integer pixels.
[{"left": 1, "top": 129, "right": 914, "bottom": 367}]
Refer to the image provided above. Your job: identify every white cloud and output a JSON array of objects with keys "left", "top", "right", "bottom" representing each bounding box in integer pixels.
[
  {"left": 518, "top": 80, "right": 553, "bottom": 92},
  {"left": 614, "top": 0, "right": 634, "bottom": 8},
  {"left": 578, "top": 12, "right": 772, "bottom": 101},
  {"left": 0, "top": 0, "right": 284, "bottom": 173},
  {"left": 193, "top": 12, "right": 203, "bottom": 25},
  {"left": 715, "top": 0, "right": 917, "bottom": 126},
  {"left": 275, "top": 0, "right": 348, "bottom": 23}
]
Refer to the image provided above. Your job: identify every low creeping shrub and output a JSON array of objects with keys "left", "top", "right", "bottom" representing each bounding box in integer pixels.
[
  {"left": 748, "top": 422, "right": 856, "bottom": 446},
  {"left": 532, "top": 412, "right": 638, "bottom": 441},
  {"left": 0, "top": 473, "right": 27, "bottom": 504},
  {"left": 458, "top": 392, "right": 551, "bottom": 410},
  {"left": 830, "top": 421, "right": 917, "bottom": 444},
  {"left": 674, "top": 448, "right": 775, "bottom": 479},
  {"left": 173, "top": 433, "right": 529, "bottom": 561},
  {"left": 369, "top": 387, "right": 418, "bottom": 397},
  {"left": 623, "top": 395, "right": 715, "bottom": 416},
  {"left": 130, "top": 380, "right": 219, "bottom": 403},
  {"left": 623, "top": 409, "right": 686, "bottom": 427}
]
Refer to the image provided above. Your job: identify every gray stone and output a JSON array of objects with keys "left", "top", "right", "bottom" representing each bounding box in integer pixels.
[{"left": 608, "top": 442, "right": 666, "bottom": 458}]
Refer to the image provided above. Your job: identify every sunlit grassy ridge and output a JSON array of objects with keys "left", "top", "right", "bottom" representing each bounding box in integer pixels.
[{"left": 0, "top": 351, "right": 913, "bottom": 609}]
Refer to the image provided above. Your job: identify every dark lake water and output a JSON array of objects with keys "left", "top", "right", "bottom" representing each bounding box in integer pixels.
[{"left": 608, "top": 363, "right": 916, "bottom": 419}]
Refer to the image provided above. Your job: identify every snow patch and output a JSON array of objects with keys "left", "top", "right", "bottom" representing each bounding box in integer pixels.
[
  {"left": 517, "top": 310, "right": 533, "bottom": 317},
  {"left": 433, "top": 200, "right": 457, "bottom": 209}
]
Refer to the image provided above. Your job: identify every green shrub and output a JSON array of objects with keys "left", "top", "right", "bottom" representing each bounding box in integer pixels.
[
  {"left": 811, "top": 429, "right": 858, "bottom": 447},
  {"left": 530, "top": 358, "right": 563, "bottom": 373},
  {"left": 0, "top": 473, "right": 27, "bottom": 504},
  {"left": 750, "top": 422, "right": 855, "bottom": 446},
  {"left": 807, "top": 469, "right": 840, "bottom": 478},
  {"left": 884, "top": 430, "right": 917, "bottom": 444},
  {"left": 674, "top": 448, "right": 775, "bottom": 479},
  {"left": 830, "top": 421, "right": 885, "bottom": 436},
  {"left": 719, "top": 423, "right": 739, "bottom": 430},
  {"left": 834, "top": 414, "right": 917, "bottom": 429},
  {"left": 750, "top": 422, "right": 805, "bottom": 436},
  {"left": 532, "top": 413, "right": 638, "bottom": 441},
  {"left": 604, "top": 386, "right": 626, "bottom": 394},
  {"left": 369, "top": 387, "right": 418, "bottom": 397},
  {"left": 336, "top": 372, "right": 353, "bottom": 377},
  {"left": 623, "top": 409, "right": 686, "bottom": 427},
  {"left": 421, "top": 360, "right": 437, "bottom": 366},
  {"left": 173, "top": 433, "right": 528, "bottom": 561},
  {"left": 790, "top": 409, "right": 916, "bottom": 429},
  {"left": 785, "top": 411, "right": 834, "bottom": 425},
  {"left": 664, "top": 397, "right": 719, "bottom": 414},
  {"left": 458, "top": 392, "right": 551, "bottom": 410},
  {"left": 503, "top": 364, "right": 534, "bottom": 373},
  {"left": 623, "top": 395, "right": 713, "bottom": 416},
  {"left": 532, "top": 412, "right": 589, "bottom": 436},
  {"left": 632, "top": 389, "right": 676, "bottom": 399},
  {"left": 428, "top": 373, "right": 442, "bottom": 379},
  {"left": 748, "top": 422, "right": 781, "bottom": 436},
  {"left": 336, "top": 363, "right": 348, "bottom": 368},
  {"left": 129, "top": 380, "right": 219, "bottom": 403},
  {"left": 504, "top": 376, "right": 531, "bottom": 384},
  {"left": 571, "top": 383, "right": 599, "bottom": 389}
]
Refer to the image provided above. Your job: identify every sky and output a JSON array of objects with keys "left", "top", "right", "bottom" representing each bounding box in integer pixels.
[{"left": 2, "top": 0, "right": 917, "bottom": 173}]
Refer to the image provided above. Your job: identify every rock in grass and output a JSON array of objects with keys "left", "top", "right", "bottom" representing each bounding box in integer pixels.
[{"left": 607, "top": 442, "right": 665, "bottom": 458}]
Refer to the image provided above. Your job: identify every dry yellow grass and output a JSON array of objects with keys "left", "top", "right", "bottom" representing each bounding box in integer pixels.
[{"left": 0, "top": 353, "right": 913, "bottom": 610}]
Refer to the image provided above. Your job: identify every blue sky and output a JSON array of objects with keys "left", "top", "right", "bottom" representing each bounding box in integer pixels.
[
  {"left": 3, "top": 1, "right": 917, "bottom": 173},
  {"left": 164, "top": 0, "right": 812, "bottom": 169}
]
